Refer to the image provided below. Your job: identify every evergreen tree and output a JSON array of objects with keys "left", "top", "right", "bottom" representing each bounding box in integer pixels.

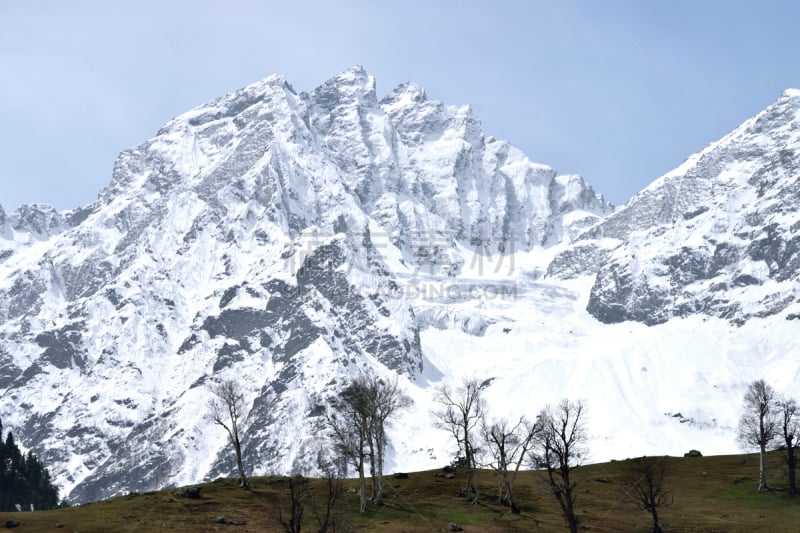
[{"left": 0, "top": 418, "right": 60, "bottom": 511}]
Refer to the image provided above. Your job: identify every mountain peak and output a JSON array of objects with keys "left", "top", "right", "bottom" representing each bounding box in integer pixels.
[
  {"left": 307, "top": 65, "right": 379, "bottom": 112},
  {"left": 248, "top": 72, "right": 290, "bottom": 89},
  {"left": 340, "top": 64, "right": 369, "bottom": 77},
  {"left": 781, "top": 87, "right": 800, "bottom": 99},
  {"left": 382, "top": 82, "right": 427, "bottom": 105},
  {"left": 325, "top": 65, "right": 376, "bottom": 92}
]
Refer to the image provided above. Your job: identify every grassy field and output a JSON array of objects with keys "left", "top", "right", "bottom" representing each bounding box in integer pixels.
[{"left": 3, "top": 451, "right": 800, "bottom": 532}]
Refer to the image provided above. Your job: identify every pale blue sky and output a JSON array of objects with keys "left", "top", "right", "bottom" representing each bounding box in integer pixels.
[{"left": 2, "top": 0, "right": 799, "bottom": 212}]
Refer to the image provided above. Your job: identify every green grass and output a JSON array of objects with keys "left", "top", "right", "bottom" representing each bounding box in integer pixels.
[{"left": 3, "top": 451, "right": 800, "bottom": 532}]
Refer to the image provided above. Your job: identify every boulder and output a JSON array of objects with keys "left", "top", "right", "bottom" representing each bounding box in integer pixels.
[{"left": 174, "top": 486, "right": 202, "bottom": 499}]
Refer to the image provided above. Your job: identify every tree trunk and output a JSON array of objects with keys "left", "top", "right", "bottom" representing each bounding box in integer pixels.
[
  {"left": 505, "top": 477, "right": 519, "bottom": 514},
  {"left": 758, "top": 443, "right": 768, "bottom": 491},
  {"left": 497, "top": 447, "right": 508, "bottom": 506},
  {"left": 568, "top": 517, "right": 579, "bottom": 533},
  {"left": 470, "top": 457, "right": 480, "bottom": 505},
  {"left": 233, "top": 434, "right": 249, "bottom": 489},
  {"left": 375, "top": 428, "right": 385, "bottom": 505},
  {"left": 565, "top": 499, "right": 578, "bottom": 533},
  {"left": 358, "top": 460, "right": 367, "bottom": 513},
  {"left": 463, "top": 437, "right": 479, "bottom": 504},
  {"left": 367, "top": 432, "right": 376, "bottom": 502},
  {"left": 650, "top": 506, "right": 661, "bottom": 533},
  {"left": 562, "top": 466, "right": 578, "bottom": 533},
  {"left": 463, "top": 429, "right": 473, "bottom": 493}
]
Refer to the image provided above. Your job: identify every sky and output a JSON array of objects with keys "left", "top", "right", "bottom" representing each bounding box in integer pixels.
[{"left": 1, "top": 0, "right": 799, "bottom": 212}]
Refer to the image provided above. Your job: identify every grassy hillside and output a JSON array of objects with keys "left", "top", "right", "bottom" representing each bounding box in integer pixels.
[{"left": 3, "top": 451, "right": 800, "bottom": 532}]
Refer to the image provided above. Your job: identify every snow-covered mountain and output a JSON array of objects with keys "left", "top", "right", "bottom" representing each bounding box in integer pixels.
[
  {"left": 1, "top": 68, "right": 798, "bottom": 504},
  {"left": 581, "top": 89, "right": 800, "bottom": 326},
  {"left": 0, "top": 67, "right": 613, "bottom": 503}
]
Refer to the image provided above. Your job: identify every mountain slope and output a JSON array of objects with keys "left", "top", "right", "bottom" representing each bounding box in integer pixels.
[
  {"left": 579, "top": 89, "right": 800, "bottom": 325},
  {"left": 0, "top": 67, "right": 610, "bottom": 503}
]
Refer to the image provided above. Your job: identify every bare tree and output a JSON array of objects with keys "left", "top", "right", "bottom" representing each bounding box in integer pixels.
[
  {"left": 622, "top": 456, "right": 672, "bottom": 533},
  {"left": 277, "top": 476, "right": 306, "bottom": 533},
  {"left": 777, "top": 396, "right": 799, "bottom": 495},
  {"left": 738, "top": 379, "right": 778, "bottom": 491},
  {"left": 311, "top": 449, "right": 346, "bottom": 533},
  {"left": 368, "top": 375, "right": 412, "bottom": 505},
  {"left": 279, "top": 447, "right": 346, "bottom": 533},
  {"left": 325, "top": 374, "right": 412, "bottom": 510},
  {"left": 325, "top": 376, "right": 372, "bottom": 513},
  {"left": 534, "top": 399, "right": 587, "bottom": 533},
  {"left": 480, "top": 416, "right": 539, "bottom": 513},
  {"left": 356, "top": 376, "right": 378, "bottom": 504},
  {"left": 208, "top": 378, "right": 250, "bottom": 489},
  {"left": 433, "top": 377, "right": 489, "bottom": 504}
]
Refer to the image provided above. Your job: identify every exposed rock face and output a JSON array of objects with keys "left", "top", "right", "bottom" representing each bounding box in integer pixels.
[
  {"left": 376, "top": 82, "right": 611, "bottom": 254},
  {"left": 546, "top": 242, "right": 615, "bottom": 280},
  {"left": 9, "top": 204, "right": 64, "bottom": 238},
  {"left": 0, "top": 67, "right": 608, "bottom": 503}
]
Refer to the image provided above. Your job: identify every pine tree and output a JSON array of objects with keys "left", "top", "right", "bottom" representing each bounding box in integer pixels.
[{"left": 0, "top": 418, "right": 60, "bottom": 511}]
